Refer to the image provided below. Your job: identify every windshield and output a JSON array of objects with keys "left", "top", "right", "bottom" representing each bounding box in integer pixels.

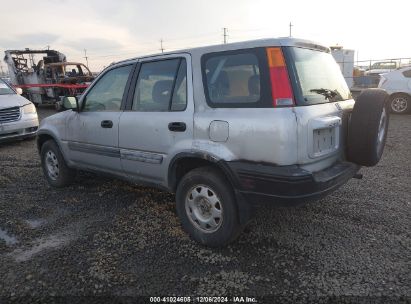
[
  {"left": 370, "top": 62, "right": 396, "bottom": 70},
  {"left": 0, "top": 79, "right": 16, "bottom": 95},
  {"left": 287, "top": 47, "right": 352, "bottom": 105}
]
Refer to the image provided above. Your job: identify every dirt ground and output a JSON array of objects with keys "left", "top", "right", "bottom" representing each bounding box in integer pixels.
[{"left": 0, "top": 107, "right": 410, "bottom": 303}]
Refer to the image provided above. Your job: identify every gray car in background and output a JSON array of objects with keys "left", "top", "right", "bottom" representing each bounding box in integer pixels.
[
  {"left": 0, "top": 78, "right": 39, "bottom": 141},
  {"left": 36, "top": 38, "right": 389, "bottom": 247}
]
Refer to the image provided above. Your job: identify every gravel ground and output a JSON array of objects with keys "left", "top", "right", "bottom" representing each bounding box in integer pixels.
[{"left": 0, "top": 107, "right": 410, "bottom": 303}]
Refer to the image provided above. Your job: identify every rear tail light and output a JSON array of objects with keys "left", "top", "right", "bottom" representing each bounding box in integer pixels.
[{"left": 266, "top": 47, "right": 294, "bottom": 107}]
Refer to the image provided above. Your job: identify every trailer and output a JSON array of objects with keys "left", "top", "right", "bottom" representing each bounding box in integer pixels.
[{"left": 4, "top": 49, "right": 94, "bottom": 110}]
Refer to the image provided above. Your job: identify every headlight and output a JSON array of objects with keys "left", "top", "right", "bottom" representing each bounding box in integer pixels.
[{"left": 22, "top": 103, "right": 37, "bottom": 114}]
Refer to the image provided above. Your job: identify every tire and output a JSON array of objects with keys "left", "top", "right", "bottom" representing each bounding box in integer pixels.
[
  {"left": 176, "top": 166, "right": 242, "bottom": 247},
  {"left": 347, "top": 89, "right": 389, "bottom": 167},
  {"left": 40, "top": 140, "right": 76, "bottom": 187},
  {"left": 389, "top": 93, "right": 410, "bottom": 114}
]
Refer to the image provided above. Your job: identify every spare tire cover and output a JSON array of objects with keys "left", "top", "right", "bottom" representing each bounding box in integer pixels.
[{"left": 347, "top": 89, "right": 389, "bottom": 167}]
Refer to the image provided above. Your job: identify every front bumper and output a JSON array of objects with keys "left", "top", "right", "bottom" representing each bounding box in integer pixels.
[
  {"left": 0, "top": 118, "right": 39, "bottom": 141},
  {"left": 223, "top": 160, "right": 361, "bottom": 206}
]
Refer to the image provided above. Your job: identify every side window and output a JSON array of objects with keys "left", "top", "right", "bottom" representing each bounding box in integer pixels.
[
  {"left": 132, "top": 58, "right": 187, "bottom": 112},
  {"left": 83, "top": 65, "right": 132, "bottom": 112},
  {"left": 203, "top": 52, "right": 261, "bottom": 106},
  {"left": 171, "top": 60, "right": 187, "bottom": 111},
  {"left": 402, "top": 69, "right": 411, "bottom": 78}
]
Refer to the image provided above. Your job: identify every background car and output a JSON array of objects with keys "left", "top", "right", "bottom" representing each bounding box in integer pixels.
[
  {"left": 378, "top": 67, "right": 411, "bottom": 114},
  {"left": 365, "top": 61, "right": 398, "bottom": 76},
  {"left": 0, "top": 78, "right": 39, "bottom": 141}
]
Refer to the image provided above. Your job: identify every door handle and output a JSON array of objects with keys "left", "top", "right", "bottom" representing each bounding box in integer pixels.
[
  {"left": 168, "top": 122, "right": 186, "bottom": 132},
  {"left": 101, "top": 120, "right": 113, "bottom": 128}
]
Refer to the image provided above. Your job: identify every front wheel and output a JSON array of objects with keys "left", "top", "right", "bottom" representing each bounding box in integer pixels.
[
  {"left": 176, "top": 167, "right": 242, "bottom": 247},
  {"left": 389, "top": 94, "right": 409, "bottom": 114},
  {"left": 40, "top": 140, "right": 76, "bottom": 187}
]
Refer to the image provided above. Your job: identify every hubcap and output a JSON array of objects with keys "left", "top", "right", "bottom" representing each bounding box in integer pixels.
[
  {"left": 45, "top": 150, "right": 59, "bottom": 180},
  {"left": 391, "top": 97, "right": 408, "bottom": 113},
  {"left": 185, "top": 185, "right": 223, "bottom": 233},
  {"left": 377, "top": 107, "right": 387, "bottom": 155}
]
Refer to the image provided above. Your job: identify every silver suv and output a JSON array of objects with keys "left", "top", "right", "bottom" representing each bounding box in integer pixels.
[{"left": 37, "top": 38, "right": 389, "bottom": 247}]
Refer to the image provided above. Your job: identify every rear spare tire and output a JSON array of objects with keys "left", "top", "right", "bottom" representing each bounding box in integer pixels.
[{"left": 347, "top": 89, "right": 389, "bottom": 167}]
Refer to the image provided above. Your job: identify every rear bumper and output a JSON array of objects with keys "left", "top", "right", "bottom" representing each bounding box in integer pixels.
[{"left": 222, "top": 160, "right": 361, "bottom": 206}]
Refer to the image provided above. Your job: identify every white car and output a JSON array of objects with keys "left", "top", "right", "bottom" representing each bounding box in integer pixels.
[
  {"left": 0, "top": 78, "right": 39, "bottom": 141},
  {"left": 378, "top": 67, "right": 411, "bottom": 114}
]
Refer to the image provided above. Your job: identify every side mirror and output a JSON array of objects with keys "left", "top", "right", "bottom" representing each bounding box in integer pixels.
[
  {"left": 62, "top": 96, "right": 79, "bottom": 112},
  {"left": 16, "top": 88, "right": 23, "bottom": 95}
]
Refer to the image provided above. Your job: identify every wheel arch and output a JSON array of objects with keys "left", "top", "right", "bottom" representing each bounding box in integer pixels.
[
  {"left": 389, "top": 92, "right": 411, "bottom": 98},
  {"left": 167, "top": 152, "right": 236, "bottom": 192},
  {"left": 37, "top": 131, "right": 66, "bottom": 160}
]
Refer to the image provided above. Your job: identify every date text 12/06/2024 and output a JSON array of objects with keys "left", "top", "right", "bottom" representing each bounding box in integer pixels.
[{"left": 149, "top": 296, "right": 258, "bottom": 303}]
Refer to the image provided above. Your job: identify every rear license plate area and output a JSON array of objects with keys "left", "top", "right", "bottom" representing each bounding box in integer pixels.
[{"left": 313, "top": 127, "right": 337, "bottom": 157}]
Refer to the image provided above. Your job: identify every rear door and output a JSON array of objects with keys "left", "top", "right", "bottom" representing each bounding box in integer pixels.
[
  {"left": 118, "top": 54, "right": 193, "bottom": 186},
  {"left": 65, "top": 64, "right": 134, "bottom": 173},
  {"left": 284, "top": 46, "right": 355, "bottom": 171}
]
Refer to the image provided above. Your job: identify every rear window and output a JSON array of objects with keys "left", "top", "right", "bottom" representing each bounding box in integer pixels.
[
  {"left": 202, "top": 49, "right": 271, "bottom": 108},
  {"left": 285, "top": 47, "right": 352, "bottom": 105}
]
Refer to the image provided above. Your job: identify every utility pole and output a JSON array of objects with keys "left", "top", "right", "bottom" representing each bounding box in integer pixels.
[
  {"left": 289, "top": 22, "right": 293, "bottom": 37},
  {"left": 223, "top": 27, "right": 228, "bottom": 44},
  {"left": 160, "top": 39, "right": 165, "bottom": 53},
  {"left": 83, "top": 49, "right": 89, "bottom": 68}
]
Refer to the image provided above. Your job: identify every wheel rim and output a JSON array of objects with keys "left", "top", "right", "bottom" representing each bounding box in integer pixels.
[
  {"left": 391, "top": 97, "right": 408, "bottom": 113},
  {"left": 185, "top": 185, "right": 223, "bottom": 233},
  {"left": 45, "top": 150, "right": 59, "bottom": 180},
  {"left": 377, "top": 107, "right": 387, "bottom": 155}
]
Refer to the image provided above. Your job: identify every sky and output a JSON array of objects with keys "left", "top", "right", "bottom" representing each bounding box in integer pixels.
[{"left": 0, "top": 0, "right": 409, "bottom": 72}]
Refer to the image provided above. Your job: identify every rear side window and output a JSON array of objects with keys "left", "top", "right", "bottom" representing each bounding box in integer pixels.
[
  {"left": 132, "top": 58, "right": 187, "bottom": 112},
  {"left": 202, "top": 49, "right": 271, "bottom": 108}
]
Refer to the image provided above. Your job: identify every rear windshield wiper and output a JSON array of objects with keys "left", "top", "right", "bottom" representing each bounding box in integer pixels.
[{"left": 310, "top": 88, "right": 338, "bottom": 100}]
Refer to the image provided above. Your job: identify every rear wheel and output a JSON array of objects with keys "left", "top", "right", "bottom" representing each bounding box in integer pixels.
[
  {"left": 176, "top": 167, "right": 242, "bottom": 247},
  {"left": 389, "top": 93, "right": 409, "bottom": 114},
  {"left": 40, "top": 140, "right": 76, "bottom": 187},
  {"left": 348, "top": 89, "right": 389, "bottom": 167}
]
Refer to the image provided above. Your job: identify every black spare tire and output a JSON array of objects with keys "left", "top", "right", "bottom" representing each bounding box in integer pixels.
[{"left": 347, "top": 89, "right": 389, "bottom": 167}]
